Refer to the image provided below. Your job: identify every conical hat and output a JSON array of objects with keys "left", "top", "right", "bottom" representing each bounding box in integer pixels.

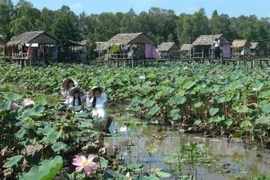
[
  {"left": 88, "top": 86, "right": 104, "bottom": 97},
  {"left": 69, "top": 87, "right": 81, "bottom": 96},
  {"left": 62, "top": 78, "right": 77, "bottom": 88}
]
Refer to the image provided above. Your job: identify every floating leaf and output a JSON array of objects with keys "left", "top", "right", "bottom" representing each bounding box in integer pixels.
[
  {"left": 144, "top": 100, "right": 155, "bottom": 108},
  {"left": 194, "top": 120, "right": 202, "bottom": 126},
  {"left": 41, "top": 129, "right": 61, "bottom": 144},
  {"left": 221, "top": 119, "right": 233, "bottom": 127},
  {"left": 20, "top": 156, "right": 63, "bottom": 180},
  {"left": 79, "top": 120, "right": 94, "bottom": 128},
  {"left": 235, "top": 105, "right": 249, "bottom": 113},
  {"left": 15, "top": 128, "right": 27, "bottom": 139},
  {"left": 127, "top": 164, "right": 143, "bottom": 171},
  {"left": 256, "top": 115, "right": 270, "bottom": 124},
  {"left": 75, "top": 111, "right": 89, "bottom": 118},
  {"left": 209, "top": 116, "right": 223, "bottom": 123},
  {"left": 19, "top": 105, "right": 45, "bottom": 120},
  {"left": 3, "top": 92, "right": 22, "bottom": 101},
  {"left": 3, "top": 155, "right": 24, "bottom": 168},
  {"left": 240, "top": 120, "right": 251, "bottom": 129},
  {"left": 170, "top": 109, "right": 180, "bottom": 121},
  {"left": 251, "top": 81, "right": 264, "bottom": 91},
  {"left": 100, "top": 157, "right": 108, "bottom": 168},
  {"left": 183, "top": 80, "right": 196, "bottom": 90},
  {"left": 178, "top": 90, "right": 186, "bottom": 96},
  {"left": 103, "top": 170, "right": 125, "bottom": 178},
  {"left": 148, "top": 106, "right": 160, "bottom": 117},
  {"left": 194, "top": 102, "right": 203, "bottom": 108},
  {"left": 170, "top": 95, "right": 186, "bottom": 105},
  {"left": 155, "top": 171, "right": 171, "bottom": 178},
  {"left": 261, "top": 103, "right": 270, "bottom": 114},
  {"left": 209, "top": 107, "right": 219, "bottom": 116},
  {"left": 51, "top": 142, "right": 67, "bottom": 153},
  {"left": 0, "top": 101, "right": 12, "bottom": 112}
]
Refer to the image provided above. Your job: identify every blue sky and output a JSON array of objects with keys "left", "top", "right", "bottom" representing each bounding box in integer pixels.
[{"left": 13, "top": 0, "right": 269, "bottom": 18}]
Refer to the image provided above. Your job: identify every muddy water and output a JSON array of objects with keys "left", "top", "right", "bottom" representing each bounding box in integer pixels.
[{"left": 106, "top": 120, "right": 270, "bottom": 180}]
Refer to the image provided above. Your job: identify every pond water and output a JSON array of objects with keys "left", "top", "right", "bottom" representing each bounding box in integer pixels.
[{"left": 106, "top": 112, "right": 270, "bottom": 180}]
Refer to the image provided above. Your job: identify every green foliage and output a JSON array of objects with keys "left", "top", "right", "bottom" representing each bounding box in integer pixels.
[
  {"left": 3, "top": 155, "right": 24, "bottom": 168},
  {"left": 19, "top": 156, "right": 63, "bottom": 180}
]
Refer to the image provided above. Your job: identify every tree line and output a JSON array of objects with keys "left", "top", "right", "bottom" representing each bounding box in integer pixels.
[{"left": 0, "top": 0, "right": 270, "bottom": 54}]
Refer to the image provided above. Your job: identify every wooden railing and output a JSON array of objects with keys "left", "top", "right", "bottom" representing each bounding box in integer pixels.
[{"left": 11, "top": 53, "right": 29, "bottom": 60}]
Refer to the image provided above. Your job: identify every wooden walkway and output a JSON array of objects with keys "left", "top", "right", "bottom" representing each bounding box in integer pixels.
[{"left": 89, "top": 58, "right": 270, "bottom": 69}]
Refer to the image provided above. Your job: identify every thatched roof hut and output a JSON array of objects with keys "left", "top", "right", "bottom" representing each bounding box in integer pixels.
[
  {"left": 180, "top": 44, "right": 193, "bottom": 51},
  {"left": 107, "top": 32, "right": 156, "bottom": 47},
  {"left": 106, "top": 32, "right": 157, "bottom": 59},
  {"left": 180, "top": 44, "right": 193, "bottom": 59},
  {"left": 94, "top": 42, "right": 108, "bottom": 52},
  {"left": 157, "top": 42, "right": 179, "bottom": 59},
  {"left": 158, "top": 42, "right": 178, "bottom": 51},
  {"left": 250, "top": 42, "right": 263, "bottom": 57},
  {"left": 192, "top": 34, "right": 230, "bottom": 59},
  {"left": 232, "top": 39, "right": 251, "bottom": 48},
  {"left": 250, "top": 42, "right": 259, "bottom": 50},
  {"left": 7, "top": 31, "right": 58, "bottom": 47},
  {"left": 193, "top": 34, "right": 229, "bottom": 46},
  {"left": 232, "top": 39, "right": 251, "bottom": 57}
]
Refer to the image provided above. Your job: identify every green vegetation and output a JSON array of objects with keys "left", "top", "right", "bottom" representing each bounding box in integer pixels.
[{"left": 1, "top": 62, "right": 270, "bottom": 179}]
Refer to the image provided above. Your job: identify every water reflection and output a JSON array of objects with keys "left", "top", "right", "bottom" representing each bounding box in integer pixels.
[{"left": 106, "top": 123, "right": 270, "bottom": 179}]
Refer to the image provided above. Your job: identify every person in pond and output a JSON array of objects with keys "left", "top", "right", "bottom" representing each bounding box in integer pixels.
[
  {"left": 86, "top": 86, "right": 108, "bottom": 119},
  {"left": 213, "top": 38, "right": 221, "bottom": 60},
  {"left": 61, "top": 78, "right": 79, "bottom": 99},
  {"left": 64, "top": 87, "right": 87, "bottom": 108}
]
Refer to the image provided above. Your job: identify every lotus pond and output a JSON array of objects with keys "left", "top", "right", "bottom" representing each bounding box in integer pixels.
[{"left": 1, "top": 62, "right": 270, "bottom": 179}]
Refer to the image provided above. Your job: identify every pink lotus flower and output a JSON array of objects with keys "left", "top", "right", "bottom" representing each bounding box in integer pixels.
[
  {"left": 209, "top": 70, "right": 215, "bottom": 74},
  {"left": 10, "top": 102, "right": 19, "bottom": 110},
  {"left": 72, "top": 154, "right": 98, "bottom": 175},
  {"left": 22, "top": 98, "right": 34, "bottom": 106}
]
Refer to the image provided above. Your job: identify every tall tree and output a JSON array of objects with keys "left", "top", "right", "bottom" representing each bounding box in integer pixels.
[
  {"left": 35, "top": 8, "right": 55, "bottom": 32},
  {"left": 0, "top": 0, "right": 14, "bottom": 42},
  {"left": 51, "top": 6, "right": 81, "bottom": 47},
  {"left": 191, "top": 8, "right": 210, "bottom": 38}
]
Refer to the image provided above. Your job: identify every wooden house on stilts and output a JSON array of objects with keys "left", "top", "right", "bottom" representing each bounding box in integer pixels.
[
  {"left": 6, "top": 31, "right": 59, "bottom": 66},
  {"left": 106, "top": 32, "right": 157, "bottom": 60},
  {"left": 192, "top": 34, "right": 231, "bottom": 59}
]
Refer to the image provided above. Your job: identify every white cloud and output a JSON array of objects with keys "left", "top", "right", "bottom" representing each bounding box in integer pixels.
[
  {"left": 188, "top": 6, "right": 199, "bottom": 12},
  {"left": 71, "top": 3, "right": 82, "bottom": 10}
]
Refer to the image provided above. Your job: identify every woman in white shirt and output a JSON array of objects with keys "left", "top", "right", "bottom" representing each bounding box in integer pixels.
[
  {"left": 64, "top": 87, "right": 87, "bottom": 108},
  {"left": 86, "top": 86, "right": 108, "bottom": 119},
  {"left": 61, "top": 78, "right": 79, "bottom": 99},
  {"left": 213, "top": 38, "right": 221, "bottom": 60}
]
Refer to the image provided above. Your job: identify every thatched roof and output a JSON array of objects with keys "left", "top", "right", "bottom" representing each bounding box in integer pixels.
[
  {"left": 193, "top": 34, "right": 229, "bottom": 46},
  {"left": 106, "top": 32, "right": 156, "bottom": 47},
  {"left": 80, "top": 40, "right": 87, "bottom": 46},
  {"left": 158, "top": 42, "right": 178, "bottom": 51},
  {"left": 180, "top": 44, "right": 193, "bottom": 51},
  {"left": 250, "top": 42, "right": 260, "bottom": 50},
  {"left": 94, "top": 42, "right": 108, "bottom": 52},
  {"left": 232, "top": 39, "right": 251, "bottom": 48},
  {"left": 7, "top": 31, "right": 58, "bottom": 47}
]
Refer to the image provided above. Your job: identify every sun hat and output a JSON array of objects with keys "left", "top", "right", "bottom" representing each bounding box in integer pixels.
[
  {"left": 88, "top": 86, "right": 104, "bottom": 97},
  {"left": 69, "top": 87, "right": 81, "bottom": 96},
  {"left": 62, "top": 78, "right": 78, "bottom": 88}
]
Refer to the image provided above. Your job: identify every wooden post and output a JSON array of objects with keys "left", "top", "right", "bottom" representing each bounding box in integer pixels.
[
  {"left": 189, "top": 37, "right": 192, "bottom": 60},
  {"left": 202, "top": 47, "right": 204, "bottom": 60}
]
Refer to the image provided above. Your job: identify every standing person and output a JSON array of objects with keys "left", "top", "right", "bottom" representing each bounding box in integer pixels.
[
  {"left": 61, "top": 78, "right": 79, "bottom": 99},
  {"left": 213, "top": 38, "right": 221, "bottom": 60},
  {"left": 86, "top": 86, "right": 108, "bottom": 119},
  {"left": 64, "top": 87, "right": 87, "bottom": 108}
]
